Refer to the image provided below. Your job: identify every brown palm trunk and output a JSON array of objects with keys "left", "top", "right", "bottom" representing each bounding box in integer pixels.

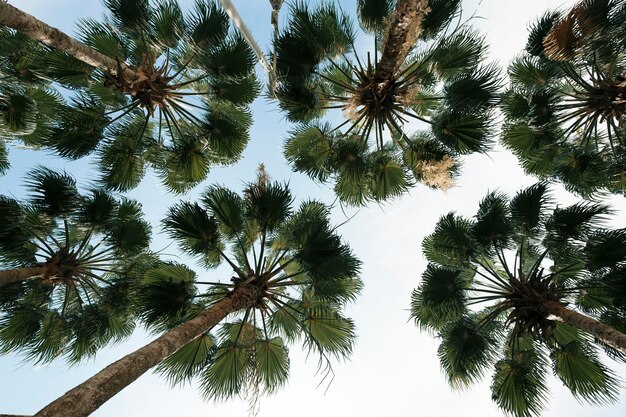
[
  {"left": 545, "top": 300, "right": 626, "bottom": 355},
  {"left": 0, "top": 2, "right": 138, "bottom": 80},
  {"left": 34, "top": 285, "right": 261, "bottom": 417},
  {"left": 0, "top": 265, "right": 50, "bottom": 286},
  {"left": 375, "top": 0, "right": 431, "bottom": 80}
]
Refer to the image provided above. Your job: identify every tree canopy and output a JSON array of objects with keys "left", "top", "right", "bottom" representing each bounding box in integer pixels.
[{"left": 411, "top": 182, "right": 626, "bottom": 417}]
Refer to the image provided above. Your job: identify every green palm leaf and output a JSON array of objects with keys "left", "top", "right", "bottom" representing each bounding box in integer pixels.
[
  {"left": 369, "top": 151, "right": 409, "bottom": 201},
  {"left": 137, "top": 263, "right": 198, "bottom": 331},
  {"left": 187, "top": 0, "right": 229, "bottom": 48},
  {"left": 199, "top": 34, "right": 256, "bottom": 79},
  {"left": 244, "top": 181, "right": 293, "bottom": 232},
  {"left": 357, "top": 0, "right": 393, "bottom": 34},
  {"left": 411, "top": 264, "right": 469, "bottom": 331},
  {"left": 208, "top": 74, "right": 260, "bottom": 106},
  {"left": 25, "top": 166, "right": 80, "bottom": 216},
  {"left": 510, "top": 183, "right": 550, "bottom": 236},
  {"left": 77, "top": 18, "right": 127, "bottom": 59},
  {"left": 303, "top": 305, "right": 355, "bottom": 359},
  {"left": 160, "top": 132, "right": 212, "bottom": 194},
  {"left": 428, "top": 29, "right": 485, "bottom": 78},
  {"left": 420, "top": 0, "right": 461, "bottom": 39},
  {"left": 472, "top": 191, "right": 513, "bottom": 249},
  {"left": 200, "top": 343, "right": 247, "bottom": 400},
  {"left": 431, "top": 110, "right": 491, "bottom": 154},
  {"left": 0, "top": 89, "right": 37, "bottom": 133},
  {"left": 157, "top": 333, "right": 216, "bottom": 386},
  {"left": 204, "top": 101, "right": 252, "bottom": 162},
  {"left": 500, "top": 123, "right": 561, "bottom": 177},
  {"left": 104, "top": 0, "right": 152, "bottom": 34},
  {"left": 422, "top": 213, "right": 474, "bottom": 266},
  {"left": 163, "top": 202, "right": 221, "bottom": 261},
  {"left": 585, "top": 229, "right": 626, "bottom": 270},
  {"left": 49, "top": 99, "right": 107, "bottom": 159},
  {"left": 443, "top": 64, "right": 501, "bottom": 112},
  {"left": 437, "top": 315, "right": 499, "bottom": 389},
  {"left": 255, "top": 337, "right": 290, "bottom": 394},
  {"left": 551, "top": 340, "right": 619, "bottom": 405},
  {"left": 491, "top": 346, "right": 549, "bottom": 417},
  {"left": 152, "top": 0, "right": 184, "bottom": 48},
  {"left": 202, "top": 186, "right": 244, "bottom": 237},
  {"left": 98, "top": 116, "right": 150, "bottom": 192},
  {"left": 284, "top": 123, "right": 333, "bottom": 181}
]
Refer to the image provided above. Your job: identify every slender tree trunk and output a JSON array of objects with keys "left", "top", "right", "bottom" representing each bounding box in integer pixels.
[
  {"left": 0, "top": 2, "right": 138, "bottom": 80},
  {"left": 375, "top": 0, "right": 431, "bottom": 80},
  {"left": 218, "top": 0, "right": 276, "bottom": 94},
  {"left": 0, "top": 265, "right": 50, "bottom": 286},
  {"left": 34, "top": 285, "right": 261, "bottom": 417},
  {"left": 545, "top": 300, "right": 626, "bottom": 355}
]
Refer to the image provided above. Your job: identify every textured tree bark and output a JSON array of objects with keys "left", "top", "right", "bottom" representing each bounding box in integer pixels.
[
  {"left": 375, "top": 0, "right": 431, "bottom": 80},
  {"left": 0, "top": 265, "right": 49, "bottom": 286},
  {"left": 34, "top": 285, "right": 261, "bottom": 417},
  {"left": 545, "top": 300, "right": 626, "bottom": 355},
  {"left": 0, "top": 2, "right": 138, "bottom": 80}
]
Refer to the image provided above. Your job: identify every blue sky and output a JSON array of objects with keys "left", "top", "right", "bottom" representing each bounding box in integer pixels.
[{"left": 1, "top": 1, "right": 626, "bottom": 416}]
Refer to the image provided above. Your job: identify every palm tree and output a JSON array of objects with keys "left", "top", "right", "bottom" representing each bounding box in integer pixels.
[
  {"left": 0, "top": 167, "right": 152, "bottom": 363},
  {"left": 276, "top": 0, "right": 500, "bottom": 205},
  {"left": 411, "top": 183, "right": 626, "bottom": 417},
  {"left": 0, "top": 0, "right": 259, "bottom": 192},
  {"left": 502, "top": 0, "right": 626, "bottom": 197},
  {"left": 32, "top": 168, "right": 361, "bottom": 417}
]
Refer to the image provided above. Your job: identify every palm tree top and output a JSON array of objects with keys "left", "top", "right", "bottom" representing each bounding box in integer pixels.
[
  {"left": 0, "top": 166, "right": 153, "bottom": 363},
  {"left": 0, "top": 0, "right": 260, "bottom": 193},
  {"left": 276, "top": 0, "right": 501, "bottom": 205},
  {"left": 411, "top": 182, "right": 626, "bottom": 417},
  {"left": 134, "top": 167, "right": 362, "bottom": 402},
  {"left": 502, "top": 0, "right": 626, "bottom": 196}
]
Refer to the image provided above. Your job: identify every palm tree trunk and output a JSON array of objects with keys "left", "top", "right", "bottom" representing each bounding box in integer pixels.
[
  {"left": 545, "top": 300, "right": 626, "bottom": 355},
  {"left": 375, "top": 0, "right": 431, "bottom": 80},
  {"left": 34, "top": 284, "right": 261, "bottom": 417},
  {"left": 0, "top": 265, "right": 50, "bottom": 286},
  {"left": 0, "top": 2, "right": 138, "bottom": 80}
]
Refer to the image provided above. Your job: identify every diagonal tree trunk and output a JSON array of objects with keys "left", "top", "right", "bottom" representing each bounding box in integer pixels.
[
  {"left": 33, "top": 284, "right": 261, "bottom": 417},
  {"left": 0, "top": 265, "right": 51, "bottom": 286},
  {"left": 0, "top": 2, "right": 139, "bottom": 81},
  {"left": 545, "top": 300, "right": 626, "bottom": 355},
  {"left": 375, "top": 0, "right": 431, "bottom": 80}
]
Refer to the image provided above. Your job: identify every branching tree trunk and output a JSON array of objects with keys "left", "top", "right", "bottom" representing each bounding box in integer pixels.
[
  {"left": 33, "top": 285, "right": 261, "bottom": 417},
  {"left": 375, "top": 0, "right": 431, "bottom": 80},
  {"left": 545, "top": 300, "right": 626, "bottom": 355},
  {"left": 0, "top": 2, "right": 139, "bottom": 80}
]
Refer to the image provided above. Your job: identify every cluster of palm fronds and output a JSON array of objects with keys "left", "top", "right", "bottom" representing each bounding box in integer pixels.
[
  {"left": 277, "top": 0, "right": 501, "bottom": 205},
  {"left": 0, "top": 1, "right": 626, "bottom": 417},
  {"left": 412, "top": 182, "right": 626, "bottom": 417},
  {"left": 502, "top": 0, "right": 626, "bottom": 196},
  {"left": 0, "top": 0, "right": 258, "bottom": 193}
]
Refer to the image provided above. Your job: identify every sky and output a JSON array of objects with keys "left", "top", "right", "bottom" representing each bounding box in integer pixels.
[{"left": 1, "top": 1, "right": 626, "bottom": 417}]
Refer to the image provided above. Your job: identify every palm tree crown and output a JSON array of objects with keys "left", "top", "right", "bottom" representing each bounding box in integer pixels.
[
  {"left": 502, "top": 0, "right": 626, "bottom": 196},
  {"left": 276, "top": 0, "right": 500, "bottom": 205},
  {"left": 0, "top": 0, "right": 259, "bottom": 192},
  {"left": 150, "top": 167, "right": 362, "bottom": 399},
  {"left": 0, "top": 167, "right": 152, "bottom": 363},
  {"left": 31, "top": 168, "right": 361, "bottom": 417},
  {"left": 411, "top": 183, "right": 626, "bottom": 417}
]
